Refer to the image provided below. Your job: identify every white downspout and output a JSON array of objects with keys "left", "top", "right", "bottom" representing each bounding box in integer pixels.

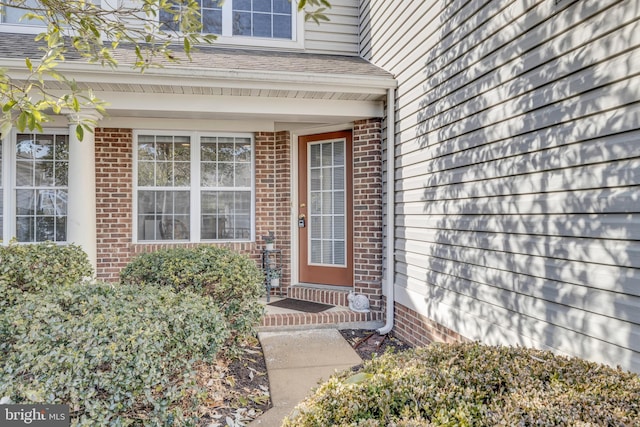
[{"left": 377, "top": 88, "right": 395, "bottom": 335}]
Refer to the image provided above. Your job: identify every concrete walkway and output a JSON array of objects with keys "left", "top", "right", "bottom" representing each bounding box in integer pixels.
[{"left": 248, "top": 329, "right": 362, "bottom": 427}]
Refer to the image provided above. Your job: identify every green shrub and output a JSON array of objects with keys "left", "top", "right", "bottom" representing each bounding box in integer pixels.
[
  {"left": 284, "top": 342, "right": 640, "bottom": 427},
  {"left": 120, "top": 246, "right": 264, "bottom": 340},
  {"left": 0, "top": 281, "right": 229, "bottom": 426},
  {"left": 0, "top": 241, "right": 92, "bottom": 293}
]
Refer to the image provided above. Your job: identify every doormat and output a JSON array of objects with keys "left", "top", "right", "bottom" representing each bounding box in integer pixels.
[{"left": 267, "top": 298, "right": 333, "bottom": 313}]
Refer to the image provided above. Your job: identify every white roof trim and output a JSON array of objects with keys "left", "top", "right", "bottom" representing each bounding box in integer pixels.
[{"left": 2, "top": 58, "right": 397, "bottom": 95}]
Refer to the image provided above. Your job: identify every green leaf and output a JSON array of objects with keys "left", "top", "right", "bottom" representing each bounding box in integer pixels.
[
  {"left": 344, "top": 372, "right": 373, "bottom": 384},
  {"left": 76, "top": 124, "right": 84, "bottom": 141},
  {"left": 25, "top": 58, "right": 33, "bottom": 72},
  {"left": 27, "top": 112, "right": 36, "bottom": 131},
  {"left": 17, "top": 111, "right": 27, "bottom": 131},
  {"left": 2, "top": 100, "right": 17, "bottom": 112}
]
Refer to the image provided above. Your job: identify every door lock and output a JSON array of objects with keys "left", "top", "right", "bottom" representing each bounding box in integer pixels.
[{"left": 298, "top": 214, "right": 306, "bottom": 228}]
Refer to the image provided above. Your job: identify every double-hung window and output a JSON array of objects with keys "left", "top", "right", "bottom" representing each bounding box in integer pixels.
[
  {"left": 160, "top": 0, "right": 297, "bottom": 42},
  {"left": 135, "top": 132, "right": 254, "bottom": 243},
  {"left": 137, "top": 134, "right": 191, "bottom": 241},
  {"left": 2, "top": 0, "right": 299, "bottom": 46},
  {"left": 14, "top": 132, "right": 69, "bottom": 243},
  {"left": 200, "top": 136, "right": 252, "bottom": 240},
  {"left": 232, "top": 0, "right": 293, "bottom": 39},
  {"left": 160, "top": 0, "right": 223, "bottom": 35}
]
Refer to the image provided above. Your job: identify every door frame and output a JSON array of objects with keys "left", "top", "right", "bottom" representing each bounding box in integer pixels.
[{"left": 290, "top": 125, "right": 354, "bottom": 287}]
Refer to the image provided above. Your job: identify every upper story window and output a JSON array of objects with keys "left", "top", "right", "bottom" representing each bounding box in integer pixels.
[
  {"left": 1, "top": 0, "right": 301, "bottom": 47},
  {"left": 160, "top": 0, "right": 223, "bottom": 35},
  {"left": 161, "top": 0, "right": 295, "bottom": 40},
  {"left": 232, "top": 0, "right": 292, "bottom": 39},
  {"left": 1, "top": 0, "right": 46, "bottom": 26},
  {"left": 1, "top": 0, "right": 100, "bottom": 28}
]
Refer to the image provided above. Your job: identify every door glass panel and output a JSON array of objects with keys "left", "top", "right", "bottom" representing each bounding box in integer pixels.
[
  {"left": 334, "top": 215, "right": 345, "bottom": 239},
  {"left": 334, "top": 167, "right": 344, "bottom": 189},
  {"left": 308, "top": 139, "right": 346, "bottom": 266},
  {"left": 310, "top": 144, "right": 321, "bottom": 167},
  {"left": 322, "top": 168, "right": 332, "bottom": 189},
  {"left": 311, "top": 240, "right": 321, "bottom": 264}
]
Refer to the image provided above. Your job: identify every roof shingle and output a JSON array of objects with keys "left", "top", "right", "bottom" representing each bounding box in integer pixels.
[{"left": 0, "top": 32, "right": 392, "bottom": 78}]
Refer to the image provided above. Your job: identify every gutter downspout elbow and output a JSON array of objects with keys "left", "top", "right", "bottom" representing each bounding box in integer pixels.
[{"left": 377, "top": 87, "right": 395, "bottom": 335}]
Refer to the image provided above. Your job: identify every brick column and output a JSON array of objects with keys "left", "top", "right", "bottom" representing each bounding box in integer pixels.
[
  {"left": 94, "top": 128, "right": 134, "bottom": 281},
  {"left": 254, "top": 131, "right": 292, "bottom": 292},
  {"left": 275, "top": 131, "right": 292, "bottom": 289},
  {"left": 353, "top": 119, "right": 384, "bottom": 310}
]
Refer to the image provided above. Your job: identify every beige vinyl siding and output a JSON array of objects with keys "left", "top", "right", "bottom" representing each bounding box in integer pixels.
[
  {"left": 304, "top": 0, "right": 359, "bottom": 55},
  {"left": 362, "top": 0, "right": 640, "bottom": 372}
]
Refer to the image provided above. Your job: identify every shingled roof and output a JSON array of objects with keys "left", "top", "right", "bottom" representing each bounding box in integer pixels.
[{"left": 0, "top": 32, "right": 392, "bottom": 79}]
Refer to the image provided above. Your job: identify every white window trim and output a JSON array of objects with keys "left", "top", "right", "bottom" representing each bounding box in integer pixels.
[
  {"left": 0, "top": 23, "right": 45, "bottom": 34},
  {"left": 1, "top": 132, "right": 7, "bottom": 244},
  {"left": 0, "top": 1, "right": 305, "bottom": 50},
  {"left": 2, "top": 128, "right": 70, "bottom": 244},
  {"left": 132, "top": 130, "right": 256, "bottom": 244},
  {"left": 215, "top": 3, "right": 304, "bottom": 50}
]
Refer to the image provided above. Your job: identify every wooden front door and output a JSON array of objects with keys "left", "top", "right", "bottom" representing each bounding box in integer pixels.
[{"left": 298, "top": 131, "right": 354, "bottom": 286}]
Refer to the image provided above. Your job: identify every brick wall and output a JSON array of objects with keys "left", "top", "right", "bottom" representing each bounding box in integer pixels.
[
  {"left": 352, "top": 119, "right": 384, "bottom": 310},
  {"left": 94, "top": 129, "right": 291, "bottom": 286},
  {"left": 94, "top": 125, "right": 380, "bottom": 306},
  {"left": 393, "top": 301, "right": 469, "bottom": 347},
  {"left": 274, "top": 131, "right": 292, "bottom": 289},
  {"left": 254, "top": 131, "right": 292, "bottom": 294},
  {"left": 95, "top": 128, "right": 134, "bottom": 281}
]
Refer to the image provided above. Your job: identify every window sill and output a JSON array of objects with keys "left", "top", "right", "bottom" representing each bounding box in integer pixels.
[{"left": 212, "top": 35, "right": 304, "bottom": 51}]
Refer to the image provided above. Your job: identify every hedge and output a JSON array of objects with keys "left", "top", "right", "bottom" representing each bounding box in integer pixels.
[
  {"left": 0, "top": 281, "right": 229, "bottom": 426},
  {"left": 284, "top": 342, "right": 640, "bottom": 426},
  {"left": 120, "top": 246, "right": 264, "bottom": 341},
  {"left": 0, "top": 241, "right": 92, "bottom": 302}
]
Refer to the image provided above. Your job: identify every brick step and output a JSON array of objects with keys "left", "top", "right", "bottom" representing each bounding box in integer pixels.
[
  {"left": 261, "top": 286, "right": 383, "bottom": 330},
  {"left": 285, "top": 286, "right": 350, "bottom": 307},
  {"left": 260, "top": 307, "right": 383, "bottom": 329}
]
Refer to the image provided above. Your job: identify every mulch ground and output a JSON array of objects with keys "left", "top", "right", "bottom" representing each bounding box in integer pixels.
[
  {"left": 339, "top": 329, "right": 413, "bottom": 364},
  {"left": 198, "top": 329, "right": 412, "bottom": 426},
  {"left": 196, "top": 337, "right": 271, "bottom": 426}
]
